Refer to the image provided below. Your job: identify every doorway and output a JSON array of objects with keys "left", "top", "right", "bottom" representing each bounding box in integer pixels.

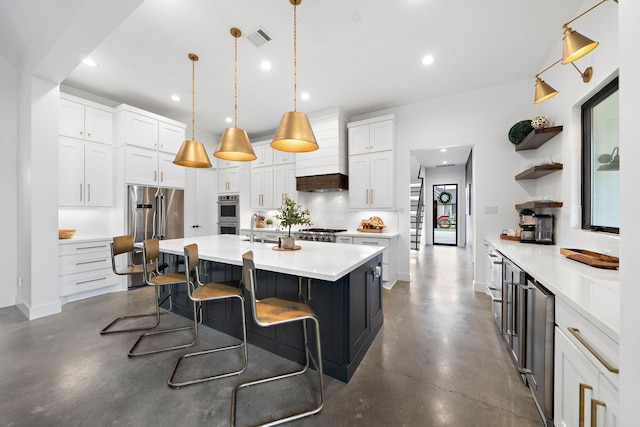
[{"left": 433, "top": 184, "right": 457, "bottom": 246}]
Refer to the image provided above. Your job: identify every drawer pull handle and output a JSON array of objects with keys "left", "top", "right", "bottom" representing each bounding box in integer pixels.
[
  {"left": 76, "top": 277, "right": 107, "bottom": 285},
  {"left": 579, "top": 383, "right": 593, "bottom": 427},
  {"left": 76, "top": 259, "right": 107, "bottom": 266},
  {"left": 76, "top": 245, "right": 107, "bottom": 250},
  {"left": 568, "top": 327, "right": 619, "bottom": 374}
]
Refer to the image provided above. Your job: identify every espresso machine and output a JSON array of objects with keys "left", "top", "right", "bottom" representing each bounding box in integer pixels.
[{"left": 520, "top": 213, "right": 554, "bottom": 244}]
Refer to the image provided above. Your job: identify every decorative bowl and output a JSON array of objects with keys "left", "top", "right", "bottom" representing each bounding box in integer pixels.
[{"left": 58, "top": 229, "right": 76, "bottom": 239}]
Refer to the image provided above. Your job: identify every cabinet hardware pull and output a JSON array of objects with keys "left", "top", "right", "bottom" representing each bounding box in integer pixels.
[
  {"left": 568, "top": 327, "right": 619, "bottom": 373},
  {"left": 79, "top": 131, "right": 83, "bottom": 135},
  {"left": 87, "top": 183, "right": 91, "bottom": 202},
  {"left": 76, "top": 277, "right": 107, "bottom": 285},
  {"left": 76, "top": 245, "right": 106, "bottom": 250},
  {"left": 365, "top": 189, "right": 368, "bottom": 204},
  {"left": 590, "top": 398, "right": 606, "bottom": 427},
  {"left": 76, "top": 259, "right": 107, "bottom": 265},
  {"left": 579, "top": 383, "right": 593, "bottom": 427},
  {"left": 79, "top": 183, "right": 83, "bottom": 201},
  {"left": 160, "top": 171, "right": 164, "bottom": 182},
  {"left": 87, "top": 132, "right": 91, "bottom": 137},
  {"left": 154, "top": 171, "right": 157, "bottom": 182},
  {"left": 371, "top": 189, "right": 374, "bottom": 204}
]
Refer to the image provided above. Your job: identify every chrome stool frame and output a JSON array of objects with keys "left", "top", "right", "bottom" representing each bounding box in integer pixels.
[
  {"left": 231, "top": 251, "right": 324, "bottom": 426},
  {"left": 128, "top": 238, "right": 196, "bottom": 357},
  {"left": 101, "top": 235, "right": 172, "bottom": 335},
  {"left": 168, "top": 244, "right": 248, "bottom": 387}
]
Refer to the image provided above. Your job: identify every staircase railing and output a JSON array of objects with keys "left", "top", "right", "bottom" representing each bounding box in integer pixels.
[{"left": 414, "top": 167, "right": 425, "bottom": 250}]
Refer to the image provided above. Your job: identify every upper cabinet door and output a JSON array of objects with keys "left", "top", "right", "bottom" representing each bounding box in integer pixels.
[
  {"left": 60, "top": 99, "right": 86, "bottom": 140},
  {"left": 348, "top": 125, "right": 371, "bottom": 155},
  {"left": 58, "top": 137, "right": 85, "bottom": 207},
  {"left": 369, "top": 120, "right": 394, "bottom": 153},
  {"left": 124, "top": 111, "right": 158, "bottom": 150},
  {"left": 158, "top": 121, "right": 185, "bottom": 154},
  {"left": 158, "top": 152, "right": 186, "bottom": 189},
  {"left": 84, "top": 106, "right": 113, "bottom": 144},
  {"left": 84, "top": 144, "right": 113, "bottom": 206},
  {"left": 253, "top": 142, "right": 274, "bottom": 167}
]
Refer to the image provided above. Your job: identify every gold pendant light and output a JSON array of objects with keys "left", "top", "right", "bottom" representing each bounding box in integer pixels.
[
  {"left": 173, "top": 53, "right": 213, "bottom": 168},
  {"left": 561, "top": 0, "right": 618, "bottom": 65},
  {"left": 271, "top": 0, "right": 318, "bottom": 153},
  {"left": 214, "top": 28, "right": 256, "bottom": 161}
]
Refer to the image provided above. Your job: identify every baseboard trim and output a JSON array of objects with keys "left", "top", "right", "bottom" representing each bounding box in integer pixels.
[
  {"left": 15, "top": 295, "right": 62, "bottom": 320},
  {"left": 0, "top": 294, "right": 17, "bottom": 309},
  {"left": 473, "top": 280, "right": 487, "bottom": 293}
]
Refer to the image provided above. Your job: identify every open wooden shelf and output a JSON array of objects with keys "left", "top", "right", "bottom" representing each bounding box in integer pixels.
[
  {"left": 515, "top": 162, "right": 563, "bottom": 180},
  {"left": 515, "top": 126, "right": 563, "bottom": 151},
  {"left": 515, "top": 201, "right": 563, "bottom": 210}
]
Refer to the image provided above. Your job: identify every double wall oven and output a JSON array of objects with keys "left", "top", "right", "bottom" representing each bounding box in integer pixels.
[{"left": 218, "top": 194, "right": 239, "bottom": 234}]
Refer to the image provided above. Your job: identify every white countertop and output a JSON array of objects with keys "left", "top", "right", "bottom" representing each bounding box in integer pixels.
[
  {"left": 240, "top": 228, "right": 400, "bottom": 238},
  {"left": 58, "top": 235, "right": 113, "bottom": 244},
  {"left": 486, "top": 237, "right": 620, "bottom": 344},
  {"left": 152, "top": 234, "right": 385, "bottom": 282}
]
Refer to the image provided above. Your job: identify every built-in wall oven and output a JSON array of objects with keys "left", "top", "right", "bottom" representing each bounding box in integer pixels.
[{"left": 218, "top": 194, "right": 239, "bottom": 234}]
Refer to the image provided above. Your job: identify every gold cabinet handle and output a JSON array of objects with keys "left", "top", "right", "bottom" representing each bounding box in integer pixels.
[
  {"left": 160, "top": 171, "right": 164, "bottom": 182},
  {"left": 590, "top": 398, "right": 606, "bottom": 427},
  {"left": 79, "top": 183, "right": 83, "bottom": 201},
  {"left": 579, "top": 383, "right": 593, "bottom": 427},
  {"left": 568, "top": 327, "right": 619, "bottom": 374},
  {"left": 371, "top": 189, "right": 374, "bottom": 204},
  {"left": 79, "top": 130, "right": 83, "bottom": 136},
  {"left": 154, "top": 171, "right": 157, "bottom": 182},
  {"left": 87, "top": 183, "right": 91, "bottom": 201},
  {"left": 87, "top": 132, "right": 91, "bottom": 137},
  {"left": 365, "top": 189, "right": 369, "bottom": 204}
]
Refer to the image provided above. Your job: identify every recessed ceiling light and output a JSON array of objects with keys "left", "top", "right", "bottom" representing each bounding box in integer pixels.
[
  {"left": 225, "top": 117, "right": 233, "bottom": 124},
  {"left": 421, "top": 55, "right": 434, "bottom": 66},
  {"left": 260, "top": 61, "right": 271, "bottom": 71},
  {"left": 301, "top": 92, "right": 310, "bottom": 100},
  {"left": 440, "top": 148, "right": 447, "bottom": 152},
  {"left": 82, "top": 58, "right": 98, "bottom": 67},
  {"left": 171, "top": 94, "right": 180, "bottom": 102}
]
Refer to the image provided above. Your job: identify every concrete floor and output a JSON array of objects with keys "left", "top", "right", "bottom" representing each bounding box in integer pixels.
[{"left": 0, "top": 246, "right": 543, "bottom": 426}]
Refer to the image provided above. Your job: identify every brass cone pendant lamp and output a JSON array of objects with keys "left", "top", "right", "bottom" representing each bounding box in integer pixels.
[
  {"left": 271, "top": 0, "right": 318, "bottom": 153},
  {"left": 173, "top": 53, "right": 212, "bottom": 168},
  {"left": 214, "top": 28, "right": 256, "bottom": 161}
]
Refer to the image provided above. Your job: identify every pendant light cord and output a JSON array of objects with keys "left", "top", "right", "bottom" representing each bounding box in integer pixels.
[
  {"left": 191, "top": 56, "right": 196, "bottom": 141},
  {"left": 293, "top": 2, "right": 297, "bottom": 112},
  {"left": 234, "top": 33, "right": 238, "bottom": 128}
]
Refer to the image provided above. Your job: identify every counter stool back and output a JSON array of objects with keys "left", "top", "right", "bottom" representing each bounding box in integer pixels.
[
  {"left": 128, "top": 238, "right": 197, "bottom": 357},
  {"left": 168, "top": 244, "right": 248, "bottom": 387},
  {"left": 101, "top": 235, "right": 172, "bottom": 335},
  {"left": 231, "top": 251, "right": 325, "bottom": 426}
]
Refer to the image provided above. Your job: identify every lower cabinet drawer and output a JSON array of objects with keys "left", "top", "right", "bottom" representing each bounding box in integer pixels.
[
  {"left": 59, "top": 267, "right": 118, "bottom": 296},
  {"left": 59, "top": 251, "right": 111, "bottom": 275},
  {"left": 353, "top": 237, "right": 389, "bottom": 263}
]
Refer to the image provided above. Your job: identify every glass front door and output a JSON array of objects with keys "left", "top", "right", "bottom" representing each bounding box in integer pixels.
[{"left": 433, "top": 184, "right": 457, "bottom": 246}]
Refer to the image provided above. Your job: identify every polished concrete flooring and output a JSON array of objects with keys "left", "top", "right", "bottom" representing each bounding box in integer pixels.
[{"left": 0, "top": 246, "right": 543, "bottom": 426}]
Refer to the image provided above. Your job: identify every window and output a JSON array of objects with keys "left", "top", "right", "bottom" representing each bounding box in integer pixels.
[{"left": 581, "top": 77, "right": 619, "bottom": 234}]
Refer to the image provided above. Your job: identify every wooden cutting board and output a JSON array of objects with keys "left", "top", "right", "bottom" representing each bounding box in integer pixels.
[{"left": 560, "top": 248, "right": 619, "bottom": 269}]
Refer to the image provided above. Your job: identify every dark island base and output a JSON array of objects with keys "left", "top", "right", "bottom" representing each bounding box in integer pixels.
[{"left": 160, "top": 253, "right": 383, "bottom": 383}]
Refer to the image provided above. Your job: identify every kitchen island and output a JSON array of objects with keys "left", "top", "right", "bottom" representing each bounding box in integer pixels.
[{"left": 154, "top": 234, "right": 385, "bottom": 383}]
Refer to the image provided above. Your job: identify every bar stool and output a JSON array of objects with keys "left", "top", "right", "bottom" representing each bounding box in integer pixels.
[
  {"left": 168, "top": 244, "right": 248, "bottom": 387},
  {"left": 231, "top": 251, "right": 324, "bottom": 426},
  {"left": 101, "top": 235, "right": 172, "bottom": 335},
  {"left": 128, "top": 238, "right": 196, "bottom": 357}
]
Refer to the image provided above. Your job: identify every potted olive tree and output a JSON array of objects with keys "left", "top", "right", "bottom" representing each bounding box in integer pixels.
[{"left": 275, "top": 197, "right": 312, "bottom": 249}]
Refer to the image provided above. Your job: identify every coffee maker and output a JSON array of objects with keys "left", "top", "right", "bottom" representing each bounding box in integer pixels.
[{"left": 519, "top": 213, "right": 554, "bottom": 244}]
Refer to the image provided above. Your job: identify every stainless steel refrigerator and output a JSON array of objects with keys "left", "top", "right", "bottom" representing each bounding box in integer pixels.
[{"left": 127, "top": 185, "right": 184, "bottom": 288}]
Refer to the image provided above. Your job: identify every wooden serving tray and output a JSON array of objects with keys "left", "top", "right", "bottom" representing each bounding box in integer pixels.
[
  {"left": 560, "top": 248, "right": 619, "bottom": 269},
  {"left": 499, "top": 235, "right": 520, "bottom": 241},
  {"left": 357, "top": 228, "right": 383, "bottom": 233},
  {"left": 272, "top": 245, "right": 301, "bottom": 251}
]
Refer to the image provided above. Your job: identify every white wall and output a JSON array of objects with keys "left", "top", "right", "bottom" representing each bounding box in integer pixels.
[{"left": 0, "top": 54, "right": 18, "bottom": 308}]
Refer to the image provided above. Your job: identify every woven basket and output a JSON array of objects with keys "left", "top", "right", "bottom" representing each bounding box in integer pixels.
[{"left": 58, "top": 229, "right": 76, "bottom": 239}]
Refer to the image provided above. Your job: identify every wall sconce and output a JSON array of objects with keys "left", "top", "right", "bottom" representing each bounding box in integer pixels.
[
  {"left": 562, "top": 0, "right": 619, "bottom": 65},
  {"left": 533, "top": 59, "right": 593, "bottom": 104},
  {"left": 597, "top": 147, "right": 619, "bottom": 171}
]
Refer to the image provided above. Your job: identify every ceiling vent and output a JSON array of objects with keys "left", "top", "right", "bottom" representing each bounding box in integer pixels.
[
  {"left": 436, "top": 163, "right": 455, "bottom": 168},
  {"left": 246, "top": 27, "right": 272, "bottom": 47}
]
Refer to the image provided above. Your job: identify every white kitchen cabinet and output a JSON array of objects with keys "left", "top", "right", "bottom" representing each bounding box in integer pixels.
[
  {"left": 273, "top": 164, "right": 297, "bottom": 206},
  {"left": 184, "top": 168, "right": 217, "bottom": 237},
  {"left": 251, "top": 168, "right": 274, "bottom": 209},
  {"left": 352, "top": 235, "right": 398, "bottom": 284},
  {"left": 124, "top": 146, "right": 185, "bottom": 188},
  {"left": 158, "top": 121, "right": 186, "bottom": 154},
  {"left": 349, "top": 151, "right": 395, "bottom": 209},
  {"left": 120, "top": 110, "right": 158, "bottom": 150},
  {"left": 58, "top": 238, "right": 120, "bottom": 303},
  {"left": 554, "top": 298, "right": 619, "bottom": 427},
  {"left": 253, "top": 141, "right": 274, "bottom": 167},
  {"left": 60, "top": 97, "right": 113, "bottom": 145},
  {"left": 273, "top": 148, "right": 295, "bottom": 165},
  {"left": 59, "top": 137, "right": 113, "bottom": 207},
  {"left": 219, "top": 167, "right": 240, "bottom": 194},
  {"left": 347, "top": 116, "right": 395, "bottom": 155}
]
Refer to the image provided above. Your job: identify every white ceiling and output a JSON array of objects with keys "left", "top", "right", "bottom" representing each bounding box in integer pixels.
[{"left": 5, "top": 0, "right": 586, "bottom": 165}]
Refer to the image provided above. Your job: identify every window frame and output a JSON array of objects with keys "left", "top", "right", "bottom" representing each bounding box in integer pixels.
[{"left": 581, "top": 77, "right": 619, "bottom": 234}]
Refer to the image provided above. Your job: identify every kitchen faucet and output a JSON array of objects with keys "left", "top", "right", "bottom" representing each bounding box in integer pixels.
[{"left": 250, "top": 213, "right": 261, "bottom": 245}]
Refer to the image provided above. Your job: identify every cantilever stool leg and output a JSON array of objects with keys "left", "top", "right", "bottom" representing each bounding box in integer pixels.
[
  {"left": 231, "top": 251, "right": 325, "bottom": 426},
  {"left": 128, "top": 239, "right": 197, "bottom": 357},
  {"left": 168, "top": 244, "right": 248, "bottom": 387},
  {"left": 101, "top": 235, "right": 173, "bottom": 335}
]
